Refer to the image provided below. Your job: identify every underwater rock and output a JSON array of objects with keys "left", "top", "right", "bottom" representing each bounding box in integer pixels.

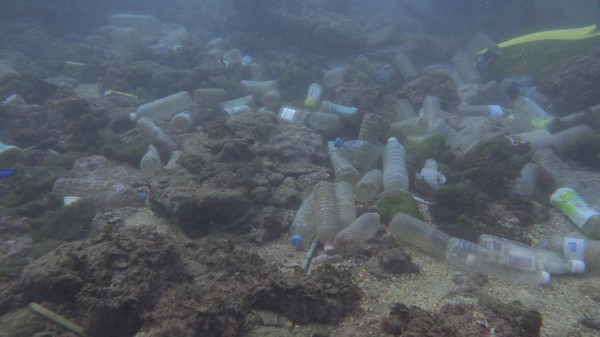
[
  {"left": 404, "top": 73, "right": 460, "bottom": 111},
  {"left": 365, "top": 248, "right": 420, "bottom": 277}
]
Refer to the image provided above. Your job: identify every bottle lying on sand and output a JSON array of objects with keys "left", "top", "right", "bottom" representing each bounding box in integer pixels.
[
  {"left": 550, "top": 187, "right": 600, "bottom": 240},
  {"left": 539, "top": 233, "right": 600, "bottom": 270},
  {"left": 52, "top": 177, "right": 146, "bottom": 208}
]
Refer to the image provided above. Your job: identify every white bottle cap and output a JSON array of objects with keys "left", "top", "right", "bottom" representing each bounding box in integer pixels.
[
  {"left": 128, "top": 112, "right": 138, "bottom": 121},
  {"left": 63, "top": 196, "right": 81, "bottom": 206},
  {"left": 171, "top": 112, "right": 193, "bottom": 132},
  {"left": 488, "top": 105, "right": 505, "bottom": 118},
  {"left": 387, "top": 137, "right": 398, "bottom": 143},
  {"left": 569, "top": 259, "right": 586, "bottom": 273},
  {"left": 538, "top": 271, "right": 551, "bottom": 284}
]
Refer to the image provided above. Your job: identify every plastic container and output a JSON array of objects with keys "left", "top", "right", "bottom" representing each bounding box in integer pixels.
[
  {"left": 509, "top": 129, "right": 557, "bottom": 151},
  {"left": 358, "top": 113, "right": 384, "bottom": 144},
  {"left": 334, "top": 138, "right": 383, "bottom": 174},
  {"left": 52, "top": 177, "right": 146, "bottom": 208},
  {"left": 382, "top": 137, "right": 409, "bottom": 193},
  {"left": 304, "top": 83, "right": 323, "bottom": 110},
  {"left": 456, "top": 105, "right": 510, "bottom": 118},
  {"left": 552, "top": 125, "right": 595, "bottom": 152},
  {"left": 445, "top": 237, "right": 551, "bottom": 284},
  {"left": 334, "top": 181, "right": 357, "bottom": 229},
  {"left": 132, "top": 91, "right": 193, "bottom": 122},
  {"left": 240, "top": 80, "right": 278, "bottom": 95},
  {"left": 391, "top": 53, "right": 418, "bottom": 81},
  {"left": 170, "top": 110, "right": 197, "bottom": 133},
  {"left": 136, "top": 117, "right": 178, "bottom": 159},
  {"left": 513, "top": 96, "right": 554, "bottom": 129},
  {"left": 219, "top": 95, "right": 256, "bottom": 110},
  {"left": 290, "top": 193, "right": 316, "bottom": 250},
  {"left": 108, "top": 13, "right": 161, "bottom": 38},
  {"left": 511, "top": 163, "right": 540, "bottom": 197},
  {"left": 477, "top": 234, "right": 585, "bottom": 274},
  {"left": 452, "top": 51, "right": 481, "bottom": 84},
  {"left": 314, "top": 181, "right": 341, "bottom": 254},
  {"left": 388, "top": 212, "right": 452, "bottom": 259},
  {"left": 323, "top": 66, "right": 346, "bottom": 89},
  {"left": 328, "top": 142, "right": 361, "bottom": 187},
  {"left": 279, "top": 106, "right": 311, "bottom": 125},
  {"left": 222, "top": 49, "right": 243, "bottom": 66},
  {"left": 318, "top": 100, "right": 358, "bottom": 117},
  {"left": 355, "top": 169, "right": 383, "bottom": 202},
  {"left": 540, "top": 234, "right": 600, "bottom": 270},
  {"left": 223, "top": 105, "right": 251, "bottom": 117},
  {"left": 392, "top": 98, "right": 417, "bottom": 121},
  {"left": 308, "top": 112, "right": 343, "bottom": 135},
  {"left": 165, "top": 150, "right": 184, "bottom": 170},
  {"left": 0, "top": 142, "right": 24, "bottom": 169},
  {"left": 140, "top": 144, "right": 162, "bottom": 174},
  {"left": 261, "top": 90, "right": 281, "bottom": 111},
  {"left": 532, "top": 148, "right": 581, "bottom": 191},
  {"left": 334, "top": 212, "right": 380, "bottom": 257},
  {"left": 418, "top": 96, "right": 457, "bottom": 137},
  {"left": 550, "top": 187, "right": 600, "bottom": 240},
  {"left": 418, "top": 159, "right": 446, "bottom": 190},
  {"left": 193, "top": 88, "right": 228, "bottom": 109}
]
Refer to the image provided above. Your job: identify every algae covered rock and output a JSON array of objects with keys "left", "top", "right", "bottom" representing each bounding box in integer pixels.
[
  {"left": 38, "top": 199, "right": 96, "bottom": 241},
  {"left": 377, "top": 191, "right": 422, "bottom": 224}
]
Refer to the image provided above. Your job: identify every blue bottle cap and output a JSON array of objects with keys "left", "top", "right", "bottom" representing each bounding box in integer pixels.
[
  {"left": 0, "top": 169, "right": 16, "bottom": 179},
  {"left": 291, "top": 234, "right": 303, "bottom": 249},
  {"left": 137, "top": 192, "right": 147, "bottom": 203},
  {"left": 333, "top": 137, "right": 344, "bottom": 148}
]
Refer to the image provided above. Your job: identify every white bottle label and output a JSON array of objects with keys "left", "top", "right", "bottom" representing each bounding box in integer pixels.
[
  {"left": 562, "top": 237, "right": 586, "bottom": 261},
  {"left": 550, "top": 188, "right": 600, "bottom": 229},
  {"left": 279, "top": 107, "right": 297, "bottom": 122}
]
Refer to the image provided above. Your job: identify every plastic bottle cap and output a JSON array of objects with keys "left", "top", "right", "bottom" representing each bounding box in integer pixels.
[
  {"left": 137, "top": 192, "right": 147, "bottom": 203},
  {"left": 333, "top": 137, "right": 344, "bottom": 148},
  {"left": 570, "top": 259, "right": 586, "bottom": 273},
  {"left": 291, "top": 234, "right": 303, "bottom": 249},
  {"left": 129, "top": 112, "right": 137, "bottom": 121},
  {"left": 538, "top": 271, "right": 551, "bottom": 284},
  {"left": 387, "top": 137, "right": 398, "bottom": 143},
  {"left": 323, "top": 242, "right": 336, "bottom": 255}
]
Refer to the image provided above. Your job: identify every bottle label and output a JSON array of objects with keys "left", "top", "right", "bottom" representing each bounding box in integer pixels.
[
  {"left": 279, "top": 107, "right": 297, "bottom": 122},
  {"left": 305, "top": 84, "right": 322, "bottom": 109},
  {"left": 563, "top": 237, "right": 586, "bottom": 261},
  {"left": 332, "top": 103, "right": 358, "bottom": 116},
  {"left": 551, "top": 188, "right": 600, "bottom": 229}
]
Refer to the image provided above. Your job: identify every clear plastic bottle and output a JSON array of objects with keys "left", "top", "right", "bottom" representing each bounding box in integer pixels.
[
  {"left": 261, "top": 90, "right": 281, "bottom": 111},
  {"left": 108, "top": 14, "right": 161, "bottom": 37},
  {"left": 392, "top": 98, "right": 417, "bottom": 121},
  {"left": 192, "top": 88, "right": 228, "bottom": 109},
  {"left": 304, "top": 83, "right": 323, "bottom": 110},
  {"left": 290, "top": 193, "right": 316, "bottom": 250},
  {"left": 323, "top": 66, "right": 347, "bottom": 89},
  {"left": 314, "top": 181, "right": 341, "bottom": 254},
  {"left": 511, "top": 163, "right": 540, "bottom": 197},
  {"left": 0, "top": 142, "right": 24, "bottom": 169},
  {"left": 353, "top": 54, "right": 378, "bottom": 80},
  {"left": 358, "top": 113, "right": 384, "bottom": 144},
  {"left": 456, "top": 105, "right": 510, "bottom": 118},
  {"left": 477, "top": 234, "right": 585, "bottom": 274},
  {"left": 388, "top": 212, "right": 452, "bottom": 259},
  {"left": 240, "top": 80, "right": 279, "bottom": 95},
  {"left": 318, "top": 100, "right": 358, "bottom": 117},
  {"left": 334, "top": 181, "right": 357, "bottom": 229},
  {"left": 132, "top": 91, "right": 193, "bottom": 122},
  {"left": 539, "top": 233, "right": 600, "bottom": 270},
  {"left": 140, "top": 144, "right": 162, "bottom": 174},
  {"left": 223, "top": 105, "right": 251, "bottom": 117},
  {"left": 532, "top": 148, "right": 581, "bottom": 191},
  {"left": 508, "top": 129, "right": 557, "bottom": 151},
  {"left": 219, "top": 95, "right": 256, "bottom": 110},
  {"left": 136, "top": 117, "right": 178, "bottom": 159},
  {"left": 513, "top": 96, "right": 554, "bottom": 129},
  {"left": 552, "top": 125, "right": 595, "bottom": 152},
  {"left": 382, "top": 137, "right": 409, "bottom": 193},
  {"left": 52, "top": 177, "right": 146, "bottom": 208},
  {"left": 418, "top": 96, "right": 457, "bottom": 137},
  {"left": 355, "top": 169, "right": 383, "bottom": 202},
  {"left": 170, "top": 110, "right": 197, "bottom": 133},
  {"left": 327, "top": 142, "right": 361, "bottom": 187},
  {"left": 418, "top": 159, "right": 446, "bottom": 190},
  {"left": 445, "top": 237, "right": 551, "bottom": 284},
  {"left": 550, "top": 187, "right": 600, "bottom": 240},
  {"left": 164, "top": 150, "right": 184, "bottom": 170},
  {"left": 334, "top": 212, "right": 380, "bottom": 257},
  {"left": 279, "top": 106, "right": 312, "bottom": 125},
  {"left": 391, "top": 53, "right": 418, "bottom": 81},
  {"left": 334, "top": 138, "right": 383, "bottom": 174},
  {"left": 452, "top": 51, "right": 481, "bottom": 84}
]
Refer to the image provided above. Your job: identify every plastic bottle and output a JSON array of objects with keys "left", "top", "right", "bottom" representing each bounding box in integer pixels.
[
  {"left": 219, "top": 95, "right": 256, "bottom": 110},
  {"left": 308, "top": 112, "right": 343, "bottom": 135},
  {"left": 513, "top": 96, "right": 554, "bottom": 129},
  {"left": 108, "top": 14, "right": 161, "bottom": 38},
  {"left": 327, "top": 142, "right": 361, "bottom": 187},
  {"left": 508, "top": 129, "right": 557, "bottom": 151},
  {"left": 445, "top": 237, "right": 551, "bottom": 284},
  {"left": 323, "top": 66, "right": 346, "bottom": 89},
  {"left": 140, "top": 144, "right": 162, "bottom": 174},
  {"left": 279, "top": 106, "right": 312, "bottom": 125},
  {"left": 532, "top": 148, "right": 581, "bottom": 191},
  {"left": 539, "top": 234, "right": 600, "bottom": 270},
  {"left": 314, "top": 181, "right": 341, "bottom": 254},
  {"left": 418, "top": 96, "right": 457, "bottom": 137},
  {"left": 511, "top": 163, "right": 540, "bottom": 197},
  {"left": 388, "top": 212, "right": 452, "bottom": 259},
  {"left": 193, "top": 88, "right": 228, "bottom": 109},
  {"left": 477, "top": 81, "right": 513, "bottom": 108},
  {"left": 304, "top": 83, "right": 323, "bottom": 110},
  {"left": 318, "top": 100, "right": 358, "bottom": 117},
  {"left": 52, "top": 177, "right": 146, "bottom": 208},
  {"left": 170, "top": 110, "right": 197, "bottom": 133},
  {"left": 0, "top": 142, "right": 24, "bottom": 169},
  {"left": 552, "top": 125, "right": 595, "bottom": 152},
  {"left": 290, "top": 193, "right": 316, "bottom": 250},
  {"left": 456, "top": 105, "right": 510, "bottom": 118},
  {"left": 222, "top": 49, "right": 243, "bottom": 67},
  {"left": 477, "top": 234, "right": 585, "bottom": 274},
  {"left": 358, "top": 113, "right": 384, "bottom": 144},
  {"left": 261, "top": 90, "right": 281, "bottom": 111},
  {"left": 223, "top": 105, "right": 251, "bottom": 117},
  {"left": 355, "top": 169, "right": 383, "bottom": 202},
  {"left": 334, "top": 212, "right": 380, "bottom": 257},
  {"left": 391, "top": 53, "right": 418, "bottom": 81},
  {"left": 334, "top": 138, "right": 383, "bottom": 174},
  {"left": 353, "top": 54, "right": 378, "bottom": 80},
  {"left": 418, "top": 159, "right": 446, "bottom": 190},
  {"left": 334, "top": 181, "right": 357, "bottom": 229},
  {"left": 132, "top": 91, "right": 193, "bottom": 121},
  {"left": 165, "top": 150, "right": 184, "bottom": 170},
  {"left": 392, "top": 98, "right": 417, "bottom": 121},
  {"left": 240, "top": 80, "right": 279, "bottom": 95},
  {"left": 136, "top": 117, "right": 178, "bottom": 159},
  {"left": 550, "top": 187, "right": 600, "bottom": 240},
  {"left": 382, "top": 137, "right": 409, "bottom": 193},
  {"left": 452, "top": 51, "right": 481, "bottom": 84}
]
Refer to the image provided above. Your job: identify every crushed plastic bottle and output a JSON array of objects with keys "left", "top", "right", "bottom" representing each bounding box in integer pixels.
[{"left": 334, "top": 212, "right": 380, "bottom": 257}]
